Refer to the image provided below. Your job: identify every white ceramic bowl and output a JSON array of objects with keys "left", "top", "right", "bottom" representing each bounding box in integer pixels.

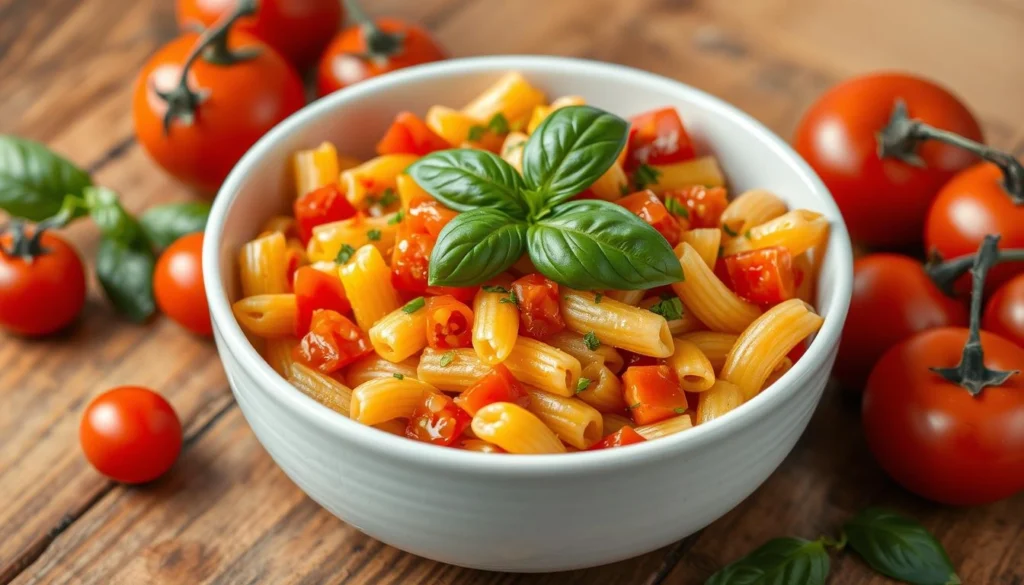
[{"left": 204, "top": 56, "right": 853, "bottom": 572}]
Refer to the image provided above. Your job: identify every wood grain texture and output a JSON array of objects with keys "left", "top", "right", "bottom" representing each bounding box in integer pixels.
[{"left": 1, "top": 0, "right": 1023, "bottom": 582}]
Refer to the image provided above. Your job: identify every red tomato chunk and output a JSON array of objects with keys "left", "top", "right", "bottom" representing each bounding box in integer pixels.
[
  {"left": 626, "top": 107, "right": 696, "bottom": 169},
  {"left": 293, "top": 266, "right": 351, "bottom": 336},
  {"left": 391, "top": 232, "right": 434, "bottom": 295},
  {"left": 455, "top": 364, "right": 530, "bottom": 416},
  {"left": 623, "top": 365, "right": 688, "bottom": 425},
  {"left": 406, "top": 393, "right": 472, "bottom": 446},
  {"left": 618, "top": 190, "right": 683, "bottom": 246},
  {"left": 724, "top": 246, "right": 796, "bottom": 305},
  {"left": 425, "top": 295, "right": 474, "bottom": 349},
  {"left": 293, "top": 183, "right": 357, "bottom": 243},
  {"left": 294, "top": 309, "right": 372, "bottom": 373},
  {"left": 511, "top": 274, "right": 565, "bottom": 340},
  {"left": 407, "top": 195, "right": 458, "bottom": 239},
  {"left": 589, "top": 427, "right": 647, "bottom": 450},
  {"left": 376, "top": 112, "right": 450, "bottom": 156},
  {"left": 664, "top": 186, "right": 727, "bottom": 229}
]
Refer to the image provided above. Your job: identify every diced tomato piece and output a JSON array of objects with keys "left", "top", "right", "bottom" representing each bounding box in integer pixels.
[
  {"left": 622, "top": 350, "right": 660, "bottom": 368},
  {"left": 623, "top": 365, "right": 688, "bottom": 425},
  {"left": 407, "top": 195, "right": 458, "bottom": 239},
  {"left": 391, "top": 233, "right": 433, "bottom": 295},
  {"left": 588, "top": 427, "right": 647, "bottom": 450},
  {"left": 454, "top": 364, "right": 530, "bottom": 416},
  {"left": 376, "top": 112, "right": 451, "bottom": 156},
  {"left": 293, "top": 309, "right": 372, "bottom": 374},
  {"left": 573, "top": 189, "right": 601, "bottom": 201},
  {"left": 425, "top": 295, "right": 474, "bottom": 349},
  {"left": 406, "top": 392, "right": 472, "bottom": 446},
  {"left": 293, "top": 266, "right": 351, "bottom": 336},
  {"left": 618, "top": 190, "right": 683, "bottom": 246},
  {"left": 664, "top": 186, "right": 728, "bottom": 229},
  {"left": 788, "top": 339, "right": 808, "bottom": 363},
  {"left": 625, "top": 108, "right": 696, "bottom": 169},
  {"left": 724, "top": 246, "right": 796, "bottom": 305},
  {"left": 293, "top": 184, "right": 358, "bottom": 244},
  {"left": 713, "top": 255, "right": 733, "bottom": 287},
  {"left": 511, "top": 274, "right": 565, "bottom": 340},
  {"left": 426, "top": 285, "right": 479, "bottom": 304}
]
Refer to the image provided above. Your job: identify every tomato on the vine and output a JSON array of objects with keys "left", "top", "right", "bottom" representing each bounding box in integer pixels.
[
  {"left": 154, "top": 232, "right": 211, "bottom": 336},
  {"left": 794, "top": 73, "right": 982, "bottom": 248},
  {"left": 0, "top": 229, "right": 86, "bottom": 337},
  {"left": 984, "top": 273, "right": 1024, "bottom": 347}
]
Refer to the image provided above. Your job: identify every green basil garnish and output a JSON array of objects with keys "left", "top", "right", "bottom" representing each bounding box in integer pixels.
[
  {"left": 96, "top": 237, "right": 157, "bottom": 323},
  {"left": 706, "top": 537, "right": 829, "bottom": 585},
  {"left": 139, "top": 201, "right": 211, "bottom": 250},
  {"left": 428, "top": 209, "right": 528, "bottom": 287},
  {"left": 844, "top": 509, "right": 960, "bottom": 585},
  {"left": 407, "top": 149, "right": 528, "bottom": 217},
  {"left": 0, "top": 135, "right": 93, "bottom": 221}
]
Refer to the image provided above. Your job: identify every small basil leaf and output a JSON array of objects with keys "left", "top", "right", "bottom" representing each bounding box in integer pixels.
[
  {"left": 844, "top": 509, "right": 960, "bottom": 585},
  {"left": 407, "top": 149, "right": 528, "bottom": 217},
  {"left": 96, "top": 237, "right": 156, "bottom": 322},
  {"left": 522, "top": 106, "right": 628, "bottom": 208},
  {"left": 0, "top": 135, "right": 92, "bottom": 221},
  {"left": 527, "top": 199, "right": 682, "bottom": 290},
  {"left": 140, "top": 201, "right": 211, "bottom": 250},
  {"left": 706, "top": 537, "right": 830, "bottom": 585},
  {"left": 429, "top": 209, "right": 527, "bottom": 287},
  {"left": 83, "top": 186, "right": 146, "bottom": 246}
]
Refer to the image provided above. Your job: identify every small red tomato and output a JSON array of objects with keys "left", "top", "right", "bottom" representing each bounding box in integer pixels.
[
  {"left": 376, "top": 112, "right": 451, "bottom": 156},
  {"left": 724, "top": 246, "right": 796, "bottom": 306},
  {"left": 625, "top": 107, "right": 695, "bottom": 169},
  {"left": 794, "top": 73, "right": 982, "bottom": 248},
  {"left": 317, "top": 18, "right": 446, "bottom": 96},
  {"left": 618, "top": 190, "right": 683, "bottom": 246},
  {"left": 406, "top": 195, "right": 458, "bottom": 239},
  {"left": 80, "top": 386, "right": 183, "bottom": 484},
  {"left": 406, "top": 392, "right": 471, "bottom": 447},
  {"left": 984, "top": 273, "right": 1024, "bottom": 347},
  {"left": 294, "top": 184, "right": 358, "bottom": 243},
  {"left": 424, "top": 295, "right": 474, "bottom": 349},
  {"left": 511, "top": 274, "right": 565, "bottom": 340},
  {"left": 455, "top": 364, "right": 530, "bottom": 416},
  {"left": 0, "top": 229, "right": 86, "bottom": 337},
  {"left": 664, "top": 186, "right": 728, "bottom": 228},
  {"left": 293, "top": 266, "right": 350, "bottom": 336},
  {"left": 153, "top": 232, "right": 211, "bottom": 336},
  {"left": 391, "top": 232, "right": 433, "bottom": 295},
  {"left": 622, "top": 365, "right": 688, "bottom": 425},
  {"left": 293, "top": 309, "right": 372, "bottom": 373},
  {"left": 835, "top": 254, "right": 968, "bottom": 390},
  {"left": 588, "top": 427, "right": 647, "bottom": 450}
]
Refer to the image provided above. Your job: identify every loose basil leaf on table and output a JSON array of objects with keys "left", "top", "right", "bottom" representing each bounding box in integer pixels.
[
  {"left": 407, "top": 149, "right": 528, "bottom": 217},
  {"left": 0, "top": 135, "right": 93, "bottom": 221},
  {"left": 428, "top": 208, "right": 528, "bottom": 287},
  {"left": 527, "top": 200, "right": 683, "bottom": 290},
  {"left": 844, "top": 508, "right": 960, "bottom": 585},
  {"left": 140, "top": 201, "right": 211, "bottom": 250},
  {"left": 522, "top": 105, "right": 628, "bottom": 209},
  {"left": 84, "top": 186, "right": 147, "bottom": 245},
  {"left": 706, "top": 537, "right": 830, "bottom": 585},
  {"left": 96, "top": 237, "right": 157, "bottom": 322}
]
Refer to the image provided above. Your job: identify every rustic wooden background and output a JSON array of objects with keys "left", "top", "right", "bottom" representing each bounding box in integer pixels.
[{"left": 2, "top": 0, "right": 1022, "bottom": 583}]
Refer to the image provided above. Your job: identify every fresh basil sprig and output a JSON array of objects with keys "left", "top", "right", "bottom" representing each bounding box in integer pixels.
[
  {"left": 140, "top": 201, "right": 211, "bottom": 250},
  {"left": 707, "top": 538, "right": 829, "bottom": 585},
  {"left": 0, "top": 136, "right": 92, "bottom": 221},
  {"left": 408, "top": 106, "right": 682, "bottom": 290}
]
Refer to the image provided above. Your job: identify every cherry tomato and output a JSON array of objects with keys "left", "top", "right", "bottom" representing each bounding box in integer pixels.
[
  {"left": 984, "top": 273, "right": 1024, "bottom": 348},
  {"left": 133, "top": 31, "right": 305, "bottom": 192},
  {"left": 622, "top": 365, "right": 688, "bottom": 425},
  {"left": 925, "top": 162, "right": 1024, "bottom": 292},
  {"left": 511, "top": 274, "right": 565, "bottom": 340},
  {"left": 794, "top": 73, "right": 982, "bottom": 248},
  {"left": 625, "top": 107, "right": 695, "bottom": 169},
  {"left": 406, "top": 392, "right": 471, "bottom": 447},
  {"left": 0, "top": 230, "right": 86, "bottom": 337},
  {"left": 424, "top": 295, "right": 474, "bottom": 349},
  {"left": 588, "top": 427, "right": 647, "bottom": 450},
  {"left": 724, "top": 246, "right": 796, "bottom": 306},
  {"left": 293, "top": 309, "right": 372, "bottom": 373},
  {"left": 664, "top": 186, "right": 728, "bottom": 229},
  {"left": 293, "top": 266, "right": 350, "bottom": 336},
  {"left": 863, "top": 328, "right": 1024, "bottom": 505},
  {"left": 317, "top": 18, "right": 446, "bottom": 96},
  {"left": 406, "top": 195, "right": 458, "bottom": 239},
  {"left": 391, "top": 232, "right": 433, "bottom": 295},
  {"left": 80, "top": 386, "right": 183, "bottom": 484},
  {"left": 618, "top": 190, "right": 683, "bottom": 246},
  {"left": 294, "top": 184, "right": 358, "bottom": 244},
  {"left": 836, "top": 254, "right": 968, "bottom": 390},
  {"left": 175, "top": 0, "right": 342, "bottom": 68},
  {"left": 153, "top": 232, "right": 211, "bottom": 336},
  {"left": 376, "top": 112, "right": 451, "bottom": 157},
  {"left": 454, "top": 364, "right": 529, "bottom": 416}
]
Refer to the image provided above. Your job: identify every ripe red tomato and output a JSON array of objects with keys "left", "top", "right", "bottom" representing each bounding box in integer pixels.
[
  {"left": 406, "top": 392, "right": 471, "bottom": 447},
  {"left": 863, "top": 328, "right": 1024, "bottom": 505},
  {"left": 0, "top": 230, "right": 86, "bottom": 337},
  {"left": 293, "top": 266, "right": 350, "bottom": 336},
  {"left": 836, "top": 254, "right": 968, "bottom": 389},
  {"left": 376, "top": 112, "right": 451, "bottom": 157},
  {"left": 589, "top": 427, "right": 647, "bottom": 450},
  {"left": 664, "top": 186, "right": 728, "bottom": 229},
  {"left": 925, "top": 162, "right": 1024, "bottom": 292},
  {"left": 424, "top": 295, "right": 473, "bottom": 349},
  {"left": 794, "top": 73, "right": 982, "bottom": 248},
  {"left": 724, "top": 246, "right": 796, "bottom": 305},
  {"left": 176, "top": 0, "right": 342, "bottom": 69},
  {"left": 622, "top": 365, "right": 688, "bottom": 425},
  {"left": 80, "top": 386, "right": 183, "bottom": 484},
  {"left": 511, "top": 274, "right": 565, "bottom": 340},
  {"left": 391, "top": 232, "right": 433, "bottom": 295},
  {"left": 618, "top": 190, "right": 683, "bottom": 246},
  {"left": 293, "top": 309, "right": 372, "bottom": 373},
  {"left": 153, "top": 232, "right": 211, "bottom": 336},
  {"left": 317, "top": 18, "right": 446, "bottom": 96},
  {"left": 294, "top": 184, "right": 358, "bottom": 243},
  {"left": 133, "top": 31, "right": 305, "bottom": 192},
  {"left": 455, "top": 364, "right": 529, "bottom": 416},
  {"left": 984, "top": 273, "right": 1024, "bottom": 348},
  {"left": 625, "top": 108, "right": 695, "bottom": 169},
  {"left": 406, "top": 195, "right": 457, "bottom": 239}
]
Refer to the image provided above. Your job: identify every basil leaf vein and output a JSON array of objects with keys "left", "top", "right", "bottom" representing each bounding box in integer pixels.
[
  {"left": 429, "top": 209, "right": 527, "bottom": 287},
  {"left": 140, "top": 201, "right": 211, "bottom": 250},
  {"left": 844, "top": 509, "right": 960, "bottom": 585},
  {"left": 0, "top": 136, "right": 92, "bottom": 221},
  {"left": 706, "top": 537, "right": 830, "bottom": 585},
  {"left": 407, "top": 149, "right": 528, "bottom": 217}
]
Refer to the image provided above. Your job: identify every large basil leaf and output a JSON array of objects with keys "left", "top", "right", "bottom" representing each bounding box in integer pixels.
[
  {"left": 96, "top": 237, "right": 156, "bottom": 322},
  {"left": 0, "top": 136, "right": 92, "bottom": 221},
  {"left": 522, "top": 106, "right": 628, "bottom": 209},
  {"left": 706, "top": 538, "right": 830, "bottom": 585},
  {"left": 84, "top": 186, "right": 146, "bottom": 246},
  {"left": 407, "top": 149, "right": 528, "bottom": 217},
  {"left": 140, "top": 201, "right": 211, "bottom": 250},
  {"left": 527, "top": 200, "right": 682, "bottom": 290},
  {"left": 428, "top": 209, "right": 527, "bottom": 287},
  {"left": 844, "top": 509, "right": 960, "bottom": 585}
]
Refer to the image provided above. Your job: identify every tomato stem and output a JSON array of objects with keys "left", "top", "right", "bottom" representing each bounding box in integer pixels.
[
  {"left": 818, "top": 531, "right": 848, "bottom": 552},
  {"left": 343, "top": 0, "right": 406, "bottom": 62},
  {"left": 0, "top": 220, "right": 51, "bottom": 261},
  {"left": 878, "top": 100, "right": 1024, "bottom": 205},
  {"left": 925, "top": 246, "right": 1024, "bottom": 296},
  {"left": 929, "top": 235, "right": 1019, "bottom": 396}
]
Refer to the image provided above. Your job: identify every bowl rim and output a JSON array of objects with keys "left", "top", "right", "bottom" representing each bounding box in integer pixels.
[{"left": 203, "top": 55, "right": 853, "bottom": 475}]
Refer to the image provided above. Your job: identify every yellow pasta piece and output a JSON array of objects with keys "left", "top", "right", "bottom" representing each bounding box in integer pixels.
[
  {"left": 373, "top": 419, "right": 408, "bottom": 436},
  {"left": 525, "top": 388, "right": 603, "bottom": 449},
  {"left": 260, "top": 215, "right": 297, "bottom": 237},
  {"left": 720, "top": 189, "right": 788, "bottom": 236},
  {"left": 505, "top": 337, "right": 582, "bottom": 397},
  {"left": 601, "top": 413, "right": 634, "bottom": 435},
  {"left": 696, "top": 380, "right": 745, "bottom": 424},
  {"left": 648, "top": 156, "right": 725, "bottom": 194},
  {"left": 560, "top": 289, "right": 674, "bottom": 358},
  {"left": 671, "top": 243, "right": 761, "bottom": 334},
  {"left": 461, "top": 72, "right": 546, "bottom": 129},
  {"left": 233, "top": 294, "right": 297, "bottom": 338},
  {"left": 764, "top": 356, "right": 794, "bottom": 389},
  {"left": 344, "top": 354, "right": 419, "bottom": 387},
  {"left": 666, "top": 339, "right": 715, "bottom": 392},
  {"left": 793, "top": 252, "right": 816, "bottom": 306},
  {"left": 338, "top": 245, "right": 402, "bottom": 331},
  {"left": 526, "top": 96, "right": 587, "bottom": 133},
  {"left": 293, "top": 141, "right": 340, "bottom": 198},
  {"left": 545, "top": 330, "right": 625, "bottom": 373},
  {"left": 471, "top": 402, "right": 566, "bottom": 454},
  {"left": 288, "top": 362, "right": 352, "bottom": 416},
  {"left": 263, "top": 337, "right": 298, "bottom": 377},
  {"left": 576, "top": 362, "right": 627, "bottom": 413},
  {"left": 500, "top": 131, "right": 528, "bottom": 172},
  {"left": 306, "top": 213, "right": 398, "bottom": 263},
  {"left": 635, "top": 414, "right": 694, "bottom": 440},
  {"left": 239, "top": 232, "right": 290, "bottom": 297},
  {"left": 417, "top": 348, "right": 492, "bottom": 392},
  {"left": 679, "top": 229, "right": 722, "bottom": 269},
  {"left": 722, "top": 210, "right": 828, "bottom": 257},
  {"left": 472, "top": 280, "right": 519, "bottom": 365},
  {"left": 589, "top": 162, "right": 629, "bottom": 201},
  {"left": 604, "top": 289, "right": 645, "bottom": 306},
  {"left": 458, "top": 438, "right": 505, "bottom": 453},
  {"left": 340, "top": 154, "right": 418, "bottom": 208},
  {"left": 350, "top": 377, "right": 439, "bottom": 425},
  {"left": 397, "top": 173, "right": 433, "bottom": 211},
  {"left": 426, "top": 105, "right": 504, "bottom": 151},
  {"left": 369, "top": 304, "right": 429, "bottom": 363},
  {"left": 678, "top": 331, "right": 738, "bottom": 372}
]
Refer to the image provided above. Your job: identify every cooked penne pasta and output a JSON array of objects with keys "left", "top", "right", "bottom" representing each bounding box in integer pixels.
[
  {"left": 764, "top": 356, "right": 794, "bottom": 389},
  {"left": 340, "top": 154, "right": 418, "bottom": 208},
  {"left": 426, "top": 105, "right": 504, "bottom": 151},
  {"left": 373, "top": 418, "right": 408, "bottom": 436},
  {"left": 396, "top": 173, "right": 432, "bottom": 211},
  {"left": 369, "top": 304, "right": 429, "bottom": 363},
  {"left": 306, "top": 213, "right": 398, "bottom": 262},
  {"left": 671, "top": 243, "right": 761, "bottom": 334},
  {"left": 239, "top": 232, "right": 291, "bottom": 297},
  {"left": 288, "top": 362, "right": 352, "bottom": 416},
  {"left": 793, "top": 252, "right": 816, "bottom": 305},
  {"left": 504, "top": 337, "right": 582, "bottom": 397},
  {"left": 678, "top": 331, "right": 738, "bottom": 372},
  {"left": 638, "top": 296, "right": 704, "bottom": 337},
  {"left": 461, "top": 72, "right": 546, "bottom": 128},
  {"left": 471, "top": 402, "right": 566, "bottom": 454},
  {"left": 293, "top": 141, "right": 340, "bottom": 198},
  {"left": 722, "top": 210, "right": 829, "bottom": 257},
  {"left": 604, "top": 289, "right": 645, "bottom": 306},
  {"left": 525, "top": 388, "right": 603, "bottom": 449},
  {"left": 263, "top": 337, "right": 298, "bottom": 377},
  {"left": 589, "top": 162, "right": 629, "bottom": 201},
  {"left": 635, "top": 414, "right": 693, "bottom": 440},
  {"left": 458, "top": 438, "right": 505, "bottom": 453},
  {"left": 338, "top": 245, "right": 402, "bottom": 331},
  {"left": 720, "top": 189, "right": 788, "bottom": 236},
  {"left": 472, "top": 280, "right": 519, "bottom": 365},
  {"left": 560, "top": 289, "right": 674, "bottom": 358},
  {"left": 350, "top": 377, "right": 440, "bottom": 425},
  {"left": 417, "top": 348, "right": 492, "bottom": 392},
  {"left": 679, "top": 229, "right": 721, "bottom": 269},
  {"left": 696, "top": 380, "right": 745, "bottom": 424},
  {"left": 648, "top": 156, "right": 725, "bottom": 194},
  {"left": 601, "top": 413, "right": 634, "bottom": 435},
  {"left": 500, "top": 131, "right": 528, "bottom": 171},
  {"left": 526, "top": 95, "right": 585, "bottom": 133},
  {"left": 261, "top": 215, "right": 297, "bottom": 237},
  {"left": 576, "top": 362, "right": 627, "bottom": 413},
  {"left": 233, "top": 294, "right": 297, "bottom": 338},
  {"left": 666, "top": 339, "right": 716, "bottom": 392},
  {"left": 344, "top": 354, "right": 420, "bottom": 387},
  {"left": 546, "top": 330, "right": 625, "bottom": 373}
]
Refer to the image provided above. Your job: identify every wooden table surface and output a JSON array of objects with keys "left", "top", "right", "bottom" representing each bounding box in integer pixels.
[{"left": 2, "top": 0, "right": 1023, "bottom": 583}]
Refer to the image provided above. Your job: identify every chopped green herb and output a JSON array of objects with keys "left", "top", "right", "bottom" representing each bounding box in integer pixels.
[
  {"left": 393, "top": 373, "right": 405, "bottom": 380},
  {"left": 509, "top": 118, "right": 526, "bottom": 132},
  {"left": 583, "top": 331, "right": 601, "bottom": 351},
  {"left": 378, "top": 188, "right": 398, "bottom": 207},
  {"left": 467, "top": 125, "right": 486, "bottom": 141},
  {"left": 487, "top": 112, "right": 510, "bottom": 134},
  {"left": 619, "top": 183, "right": 633, "bottom": 196},
  {"left": 388, "top": 210, "right": 404, "bottom": 225},
  {"left": 439, "top": 350, "right": 456, "bottom": 367},
  {"left": 482, "top": 285, "right": 509, "bottom": 293},
  {"left": 594, "top": 292, "right": 603, "bottom": 304},
  {"left": 575, "top": 377, "right": 592, "bottom": 394},
  {"left": 744, "top": 229, "right": 753, "bottom": 239},
  {"left": 498, "top": 290, "right": 519, "bottom": 306},
  {"left": 649, "top": 296, "right": 683, "bottom": 320},
  {"left": 722, "top": 223, "right": 739, "bottom": 238},
  {"left": 335, "top": 243, "right": 356, "bottom": 264},
  {"left": 633, "top": 164, "right": 661, "bottom": 190},
  {"left": 718, "top": 245, "right": 725, "bottom": 257},
  {"left": 673, "top": 407, "right": 686, "bottom": 414},
  {"left": 402, "top": 296, "right": 426, "bottom": 313},
  {"left": 665, "top": 196, "right": 689, "bottom": 218},
  {"left": 367, "top": 229, "right": 382, "bottom": 241}
]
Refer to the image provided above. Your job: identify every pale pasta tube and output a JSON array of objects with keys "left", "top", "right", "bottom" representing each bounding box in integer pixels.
[
  {"left": 635, "top": 414, "right": 693, "bottom": 440},
  {"left": 525, "top": 388, "right": 603, "bottom": 449},
  {"left": 344, "top": 354, "right": 420, "bottom": 387},
  {"left": 671, "top": 243, "right": 761, "bottom": 334},
  {"left": 604, "top": 289, "right": 645, "bottom": 306},
  {"left": 546, "top": 330, "right": 625, "bottom": 373},
  {"left": 602, "top": 413, "right": 634, "bottom": 435},
  {"left": 417, "top": 348, "right": 491, "bottom": 392},
  {"left": 239, "top": 232, "right": 290, "bottom": 297},
  {"left": 461, "top": 72, "right": 546, "bottom": 128},
  {"left": 679, "top": 331, "right": 738, "bottom": 372},
  {"left": 471, "top": 402, "right": 566, "bottom": 454},
  {"left": 504, "top": 337, "right": 582, "bottom": 397},
  {"left": 589, "top": 162, "right": 629, "bottom": 201},
  {"left": 472, "top": 281, "right": 519, "bottom": 365},
  {"left": 261, "top": 215, "right": 297, "bottom": 237},
  {"left": 696, "top": 380, "right": 745, "bottom": 424},
  {"left": 369, "top": 304, "right": 429, "bottom": 363},
  {"left": 638, "top": 296, "right": 703, "bottom": 337},
  {"left": 340, "top": 154, "right": 418, "bottom": 208},
  {"left": 526, "top": 96, "right": 586, "bottom": 133},
  {"left": 722, "top": 210, "right": 828, "bottom": 257},
  {"left": 459, "top": 438, "right": 504, "bottom": 453},
  {"left": 339, "top": 245, "right": 402, "bottom": 331},
  {"left": 373, "top": 419, "right": 408, "bottom": 436},
  {"left": 307, "top": 213, "right": 398, "bottom": 262},
  {"left": 293, "top": 141, "right": 340, "bottom": 198},
  {"left": 666, "top": 339, "right": 715, "bottom": 392},
  {"left": 288, "top": 362, "right": 352, "bottom": 416},
  {"left": 764, "top": 356, "right": 794, "bottom": 389},
  {"left": 560, "top": 289, "right": 674, "bottom": 358},
  {"left": 350, "top": 377, "right": 440, "bottom": 425},
  {"left": 233, "top": 294, "right": 297, "bottom": 338},
  {"left": 648, "top": 156, "right": 725, "bottom": 194},
  {"left": 263, "top": 337, "right": 297, "bottom": 377},
  {"left": 721, "top": 299, "right": 823, "bottom": 401},
  {"left": 500, "top": 132, "right": 528, "bottom": 172},
  {"left": 396, "top": 173, "right": 432, "bottom": 211},
  {"left": 720, "top": 189, "right": 788, "bottom": 236},
  {"left": 793, "top": 252, "right": 816, "bottom": 306},
  {"left": 576, "top": 362, "right": 627, "bottom": 413},
  {"left": 426, "top": 105, "right": 504, "bottom": 151},
  {"left": 679, "top": 229, "right": 721, "bottom": 269}
]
